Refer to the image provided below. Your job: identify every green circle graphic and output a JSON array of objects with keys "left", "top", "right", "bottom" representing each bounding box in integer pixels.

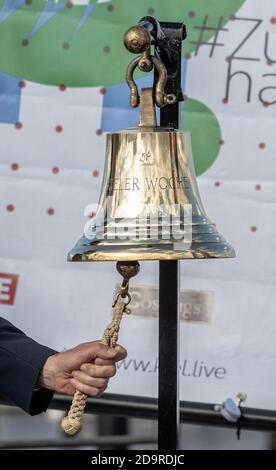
[{"left": 182, "top": 98, "right": 221, "bottom": 176}]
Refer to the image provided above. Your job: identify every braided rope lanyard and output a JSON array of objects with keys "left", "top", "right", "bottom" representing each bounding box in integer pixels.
[{"left": 61, "top": 261, "right": 140, "bottom": 436}]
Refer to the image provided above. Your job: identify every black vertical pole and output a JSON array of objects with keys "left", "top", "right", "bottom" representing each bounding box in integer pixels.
[
  {"left": 159, "top": 260, "right": 180, "bottom": 450},
  {"left": 156, "top": 22, "right": 185, "bottom": 451}
]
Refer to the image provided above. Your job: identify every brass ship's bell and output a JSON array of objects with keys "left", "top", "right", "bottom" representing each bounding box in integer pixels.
[
  {"left": 68, "top": 27, "right": 235, "bottom": 262},
  {"left": 68, "top": 87, "right": 235, "bottom": 261}
]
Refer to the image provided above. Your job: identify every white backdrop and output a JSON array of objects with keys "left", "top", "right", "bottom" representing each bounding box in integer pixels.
[{"left": 1, "top": 0, "right": 276, "bottom": 411}]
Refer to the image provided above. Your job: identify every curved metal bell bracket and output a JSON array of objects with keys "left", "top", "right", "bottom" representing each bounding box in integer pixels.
[
  {"left": 126, "top": 56, "right": 177, "bottom": 108},
  {"left": 124, "top": 25, "right": 177, "bottom": 108}
]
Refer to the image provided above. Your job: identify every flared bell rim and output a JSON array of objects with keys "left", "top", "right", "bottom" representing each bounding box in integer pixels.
[
  {"left": 68, "top": 215, "right": 236, "bottom": 262},
  {"left": 68, "top": 236, "right": 235, "bottom": 262}
]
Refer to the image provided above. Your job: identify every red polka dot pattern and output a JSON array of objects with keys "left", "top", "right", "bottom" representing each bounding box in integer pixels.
[
  {"left": 15, "top": 122, "right": 23, "bottom": 130},
  {"left": 214, "top": 181, "right": 221, "bottom": 187},
  {"left": 251, "top": 226, "right": 257, "bottom": 232},
  {"left": 47, "top": 208, "right": 55, "bottom": 216},
  {"left": 7, "top": 204, "right": 15, "bottom": 212},
  {"left": 11, "top": 163, "right": 19, "bottom": 171},
  {"left": 59, "top": 84, "right": 66, "bottom": 91},
  {"left": 52, "top": 167, "right": 60, "bottom": 175},
  {"left": 259, "top": 143, "right": 265, "bottom": 149},
  {"left": 96, "top": 129, "right": 102, "bottom": 136},
  {"left": 55, "top": 125, "right": 63, "bottom": 133},
  {"left": 255, "top": 184, "right": 261, "bottom": 191},
  {"left": 92, "top": 170, "right": 99, "bottom": 177}
]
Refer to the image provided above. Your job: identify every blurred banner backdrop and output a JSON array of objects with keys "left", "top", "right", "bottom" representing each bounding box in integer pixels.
[{"left": 0, "top": 0, "right": 276, "bottom": 410}]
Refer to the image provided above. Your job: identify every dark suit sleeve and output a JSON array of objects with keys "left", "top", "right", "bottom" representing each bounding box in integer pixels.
[{"left": 0, "top": 317, "right": 57, "bottom": 415}]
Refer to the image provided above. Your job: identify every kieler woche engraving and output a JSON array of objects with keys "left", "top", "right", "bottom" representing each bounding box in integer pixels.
[{"left": 107, "top": 176, "right": 190, "bottom": 192}]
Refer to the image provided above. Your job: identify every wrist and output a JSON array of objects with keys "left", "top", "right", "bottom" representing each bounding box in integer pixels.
[{"left": 39, "top": 353, "right": 59, "bottom": 390}]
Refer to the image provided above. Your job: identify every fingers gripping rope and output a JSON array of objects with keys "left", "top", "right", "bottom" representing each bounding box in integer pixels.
[{"left": 61, "top": 301, "right": 126, "bottom": 436}]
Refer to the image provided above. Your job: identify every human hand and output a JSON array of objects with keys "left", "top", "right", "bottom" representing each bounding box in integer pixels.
[{"left": 39, "top": 341, "right": 127, "bottom": 397}]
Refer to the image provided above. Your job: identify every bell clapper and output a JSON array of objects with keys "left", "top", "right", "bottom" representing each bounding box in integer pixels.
[{"left": 113, "top": 261, "right": 140, "bottom": 314}]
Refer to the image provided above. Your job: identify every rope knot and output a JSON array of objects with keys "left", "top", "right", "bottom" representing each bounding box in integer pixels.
[{"left": 61, "top": 302, "right": 126, "bottom": 436}]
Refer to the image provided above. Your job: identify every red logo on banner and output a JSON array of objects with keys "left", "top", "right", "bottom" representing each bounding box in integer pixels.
[{"left": 0, "top": 273, "right": 19, "bottom": 305}]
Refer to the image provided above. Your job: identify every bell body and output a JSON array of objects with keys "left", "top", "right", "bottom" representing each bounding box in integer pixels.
[{"left": 68, "top": 127, "right": 235, "bottom": 261}]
